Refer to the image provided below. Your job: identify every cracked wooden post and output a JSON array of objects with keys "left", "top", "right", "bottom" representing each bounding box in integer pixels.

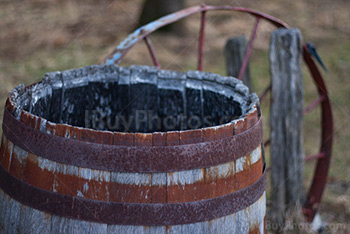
[
  {"left": 269, "top": 28, "right": 304, "bottom": 230},
  {"left": 224, "top": 35, "right": 252, "bottom": 90}
]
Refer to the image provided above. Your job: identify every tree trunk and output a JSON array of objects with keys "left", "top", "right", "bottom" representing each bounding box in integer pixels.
[{"left": 138, "top": 0, "right": 185, "bottom": 34}]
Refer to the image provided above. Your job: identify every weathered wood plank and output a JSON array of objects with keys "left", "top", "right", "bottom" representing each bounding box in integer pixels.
[
  {"left": 65, "top": 219, "right": 90, "bottom": 234},
  {"left": 7, "top": 198, "right": 21, "bottom": 233},
  {"left": 235, "top": 192, "right": 266, "bottom": 233},
  {"left": 51, "top": 214, "right": 105, "bottom": 234},
  {"left": 109, "top": 171, "right": 153, "bottom": 233},
  {"left": 149, "top": 226, "right": 166, "bottom": 234},
  {"left": 0, "top": 189, "right": 9, "bottom": 232},
  {"left": 0, "top": 135, "right": 6, "bottom": 163},
  {"left": 107, "top": 225, "right": 149, "bottom": 234},
  {"left": 224, "top": 35, "right": 251, "bottom": 90},
  {"left": 9, "top": 145, "right": 28, "bottom": 180},
  {"left": 179, "top": 222, "right": 204, "bottom": 234},
  {"left": 235, "top": 207, "right": 249, "bottom": 233},
  {"left": 0, "top": 189, "right": 4, "bottom": 231},
  {"left": 78, "top": 167, "right": 110, "bottom": 201},
  {"left": 110, "top": 171, "right": 152, "bottom": 203},
  {"left": 89, "top": 222, "right": 107, "bottom": 234},
  {"left": 1, "top": 138, "right": 14, "bottom": 171},
  {"left": 50, "top": 215, "right": 70, "bottom": 234},
  {"left": 27, "top": 207, "right": 51, "bottom": 233},
  {"left": 2, "top": 192, "right": 13, "bottom": 233},
  {"left": 0, "top": 192, "right": 51, "bottom": 234},
  {"left": 269, "top": 28, "right": 303, "bottom": 228},
  {"left": 54, "top": 162, "right": 80, "bottom": 196},
  {"left": 18, "top": 205, "right": 31, "bottom": 234},
  {"left": 218, "top": 213, "right": 236, "bottom": 234},
  {"left": 151, "top": 132, "right": 167, "bottom": 204}
]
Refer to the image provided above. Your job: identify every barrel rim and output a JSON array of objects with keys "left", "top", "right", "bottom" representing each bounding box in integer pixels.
[{"left": 5, "top": 64, "right": 260, "bottom": 145}]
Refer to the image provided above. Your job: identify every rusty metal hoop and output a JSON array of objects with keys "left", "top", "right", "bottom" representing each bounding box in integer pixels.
[{"left": 103, "top": 4, "right": 334, "bottom": 222}]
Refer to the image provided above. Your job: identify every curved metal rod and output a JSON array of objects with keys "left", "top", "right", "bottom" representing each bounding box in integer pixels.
[
  {"left": 302, "top": 45, "right": 334, "bottom": 222},
  {"left": 197, "top": 7, "right": 207, "bottom": 71},
  {"left": 103, "top": 5, "right": 288, "bottom": 65},
  {"left": 238, "top": 16, "right": 261, "bottom": 80},
  {"left": 103, "top": 4, "right": 334, "bottom": 223}
]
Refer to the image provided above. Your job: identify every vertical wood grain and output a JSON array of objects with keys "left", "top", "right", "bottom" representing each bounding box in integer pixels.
[
  {"left": 224, "top": 35, "right": 252, "bottom": 90},
  {"left": 270, "top": 28, "right": 303, "bottom": 228}
]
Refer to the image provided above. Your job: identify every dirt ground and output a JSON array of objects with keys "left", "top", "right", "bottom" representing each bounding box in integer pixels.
[{"left": 0, "top": 0, "right": 349, "bottom": 233}]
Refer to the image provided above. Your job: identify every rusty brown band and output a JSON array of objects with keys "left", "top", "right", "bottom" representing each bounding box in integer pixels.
[
  {"left": 0, "top": 164, "right": 266, "bottom": 226},
  {"left": 2, "top": 107, "right": 263, "bottom": 172}
]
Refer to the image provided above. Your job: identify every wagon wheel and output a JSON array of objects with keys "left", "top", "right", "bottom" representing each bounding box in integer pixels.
[{"left": 103, "top": 4, "right": 334, "bottom": 222}]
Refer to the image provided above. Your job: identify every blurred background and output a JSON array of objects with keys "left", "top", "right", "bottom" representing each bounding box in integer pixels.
[{"left": 0, "top": 0, "right": 349, "bottom": 232}]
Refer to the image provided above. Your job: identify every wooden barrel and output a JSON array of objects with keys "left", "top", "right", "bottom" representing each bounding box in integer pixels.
[{"left": 0, "top": 65, "right": 266, "bottom": 233}]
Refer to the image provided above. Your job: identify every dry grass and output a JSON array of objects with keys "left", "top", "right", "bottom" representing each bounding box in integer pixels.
[{"left": 0, "top": 0, "right": 349, "bottom": 232}]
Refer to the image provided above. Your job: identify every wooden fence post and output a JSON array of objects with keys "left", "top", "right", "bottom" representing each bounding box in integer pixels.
[
  {"left": 269, "top": 28, "right": 304, "bottom": 229},
  {"left": 224, "top": 35, "right": 252, "bottom": 90}
]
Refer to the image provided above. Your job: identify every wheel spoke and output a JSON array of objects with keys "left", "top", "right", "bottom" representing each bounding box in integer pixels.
[
  {"left": 144, "top": 36, "right": 161, "bottom": 69},
  {"left": 264, "top": 138, "right": 270, "bottom": 147},
  {"left": 197, "top": 6, "right": 207, "bottom": 71},
  {"left": 259, "top": 83, "right": 271, "bottom": 101},
  {"left": 304, "top": 152, "right": 326, "bottom": 162},
  {"left": 303, "top": 95, "right": 325, "bottom": 115},
  {"left": 238, "top": 16, "right": 261, "bottom": 80}
]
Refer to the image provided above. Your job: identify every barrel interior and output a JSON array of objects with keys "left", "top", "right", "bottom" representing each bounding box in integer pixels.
[{"left": 14, "top": 65, "right": 254, "bottom": 133}]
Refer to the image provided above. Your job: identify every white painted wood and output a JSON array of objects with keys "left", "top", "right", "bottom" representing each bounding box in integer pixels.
[
  {"left": 7, "top": 198, "right": 21, "bottom": 233},
  {"left": 109, "top": 172, "right": 153, "bottom": 233},
  {"left": 77, "top": 167, "right": 110, "bottom": 200},
  {"left": 235, "top": 156, "right": 247, "bottom": 173},
  {"left": 0, "top": 149, "right": 264, "bottom": 233},
  {"left": 250, "top": 146, "right": 262, "bottom": 165},
  {"left": 167, "top": 160, "right": 236, "bottom": 187},
  {"left": 151, "top": 173, "right": 166, "bottom": 187},
  {"left": 166, "top": 224, "right": 182, "bottom": 234},
  {"left": 167, "top": 168, "right": 203, "bottom": 186},
  {"left": 180, "top": 222, "right": 205, "bottom": 234},
  {"left": 4, "top": 140, "right": 14, "bottom": 171},
  {"left": 111, "top": 171, "right": 152, "bottom": 202},
  {"left": 89, "top": 222, "right": 108, "bottom": 234},
  {"left": 1, "top": 191, "right": 104, "bottom": 234},
  {"left": 18, "top": 205, "right": 31, "bottom": 234},
  {"left": 0, "top": 189, "right": 9, "bottom": 233},
  {"left": 3, "top": 192, "right": 13, "bottom": 233},
  {"left": 220, "top": 214, "right": 236, "bottom": 234},
  {"left": 12, "top": 145, "right": 29, "bottom": 166},
  {"left": 65, "top": 219, "right": 90, "bottom": 234},
  {"left": 205, "top": 161, "right": 235, "bottom": 181},
  {"left": 149, "top": 226, "right": 166, "bottom": 234},
  {"left": 0, "top": 179, "right": 265, "bottom": 234},
  {"left": 0, "top": 189, "right": 6, "bottom": 230},
  {"left": 107, "top": 225, "right": 149, "bottom": 234},
  {"left": 54, "top": 162, "right": 79, "bottom": 194},
  {"left": 50, "top": 215, "right": 70, "bottom": 234},
  {"left": 111, "top": 172, "right": 151, "bottom": 186},
  {"left": 37, "top": 156, "right": 56, "bottom": 173},
  {"left": 166, "top": 160, "right": 237, "bottom": 232},
  {"left": 28, "top": 208, "right": 51, "bottom": 233},
  {"left": 235, "top": 208, "right": 250, "bottom": 234}
]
